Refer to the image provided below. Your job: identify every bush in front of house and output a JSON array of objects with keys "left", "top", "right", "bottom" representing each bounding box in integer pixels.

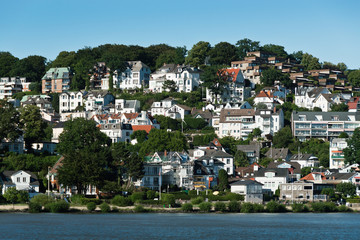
[
  {"left": 240, "top": 203, "right": 254, "bottom": 213},
  {"left": 45, "top": 200, "right": 70, "bottom": 213},
  {"left": 228, "top": 201, "right": 241, "bottom": 212},
  {"left": 111, "top": 195, "right": 133, "bottom": 207},
  {"left": 86, "top": 202, "right": 97, "bottom": 211},
  {"left": 191, "top": 196, "right": 204, "bottom": 205},
  {"left": 146, "top": 190, "right": 156, "bottom": 200},
  {"left": 253, "top": 203, "right": 265, "bottom": 213},
  {"left": 181, "top": 203, "right": 193, "bottom": 212},
  {"left": 163, "top": 194, "right": 176, "bottom": 205},
  {"left": 337, "top": 205, "right": 353, "bottom": 212},
  {"left": 30, "top": 194, "right": 54, "bottom": 207},
  {"left": 134, "top": 205, "right": 147, "bottom": 213},
  {"left": 99, "top": 202, "right": 111, "bottom": 213},
  {"left": 28, "top": 202, "right": 42, "bottom": 213},
  {"left": 225, "top": 193, "right": 244, "bottom": 201},
  {"left": 214, "top": 202, "right": 226, "bottom": 212},
  {"left": 199, "top": 202, "right": 212, "bottom": 212},
  {"left": 130, "top": 192, "right": 146, "bottom": 203},
  {"left": 266, "top": 201, "right": 287, "bottom": 213},
  {"left": 311, "top": 202, "right": 337, "bottom": 212},
  {"left": 70, "top": 194, "right": 84, "bottom": 204},
  {"left": 292, "top": 203, "right": 309, "bottom": 213}
]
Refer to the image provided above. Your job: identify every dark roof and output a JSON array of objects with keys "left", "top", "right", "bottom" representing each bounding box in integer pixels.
[
  {"left": 267, "top": 161, "right": 301, "bottom": 174},
  {"left": 265, "top": 148, "right": 291, "bottom": 160},
  {"left": 254, "top": 168, "right": 289, "bottom": 178},
  {"left": 289, "top": 154, "right": 317, "bottom": 161},
  {"left": 1, "top": 170, "right": 39, "bottom": 185},
  {"left": 196, "top": 156, "right": 225, "bottom": 165},
  {"left": 327, "top": 172, "right": 357, "bottom": 180},
  {"left": 236, "top": 143, "right": 261, "bottom": 158},
  {"left": 292, "top": 111, "right": 360, "bottom": 121},
  {"left": 230, "top": 179, "right": 263, "bottom": 186}
]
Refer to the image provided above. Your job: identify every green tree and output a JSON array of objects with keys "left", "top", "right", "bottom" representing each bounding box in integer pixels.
[
  {"left": 336, "top": 62, "right": 347, "bottom": 72},
  {"left": 20, "top": 105, "right": 48, "bottom": 151},
  {"left": 218, "top": 169, "right": 229, "bottom": 191},
  {"left": 330, "top": 103, "right": 349, "bottom": 112},
  {"left": 321, "top": 188, "right": 335, "bottom": 198},
  {"left": 235, "top": 38, "right": 260, "bottom": 60},
  {"left": 163, "top": 80, "right": 177, "bottom": 92},
  {"left": 185, "top": 41, "right": 211, "bottom": 67},
  {"left": 130, "top": 130, "right": 147, "bottom": 144},
  {"left": 155, "top": 46, "right": 186, "bottom": 69},
  {"left": 338, "top": 132, "right": 349, "bottom": 138},
  {"left": 209, "top": 42, "right": 237, "bottom": 66},
  {"left": 10, "top": 55, "right": 47, "bottom": 83},
  {"left": 272, "top": 126, "right": 293, "bottom": 148},
  {"left": 0, "top": 52, "right": 19, "bottom": 77},
  {"left": 184, "top": 116, "right": 208, "bottom": 130},
  {"left": 260, "top": 68, "right": 291, "bottom": 87},
  {"left": 336, "top": 182, "right": 356, "bottom": 197},
  {"left": 29, "top": 82, "right": 42, "bottom": 93},
  {"left": 3, "top": 187, "right": 20, "bottom": 205},
  {"left": 154, "top": 115, "right": 181, "bottom": 131},
  {"left": 255, "top": 103, "right": 268, "bottom": 110},
  {"left": 344, "top": 127, "right": 360, "bottom": 165},
  {"left": 252, "top": 128, "right": 262, "bottom": 137},
  {"left": 57, "top": 118, "right": 112, "bottom": 194},
  {"left": 301, "top": 53, "right": 321, "bottom": 71},
  {"left": 261, "top": 44, "right": 288, "bottom": 58},
  {"left": 0, "top": 100, "right": 22, "bottom": 143},
  {"left": 289, "top": 51, "right": 303, "bottom": 63},
  {"left": 234, "top": 150, "right": 249, "bottom": 167},
  {"left": 347, "top": 70, "right": 360, "bottom": 87},
  {"left": 48, "top": 51, "right": 76, "bottom": 69},
  {"left": 201, "top": 66, "right": 228, "bottom": 103}
]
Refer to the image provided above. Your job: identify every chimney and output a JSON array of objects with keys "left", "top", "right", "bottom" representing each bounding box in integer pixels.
[
  {"left": 164, "top": 150, "right": 167, "bottom": 156},
  {"left": 253, "top": 164, "right": 259, "bottom": 172}
]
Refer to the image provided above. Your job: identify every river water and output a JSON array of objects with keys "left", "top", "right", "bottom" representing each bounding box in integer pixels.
[{"left": 0, "top": 213, "right": 358, "bottom": 239}]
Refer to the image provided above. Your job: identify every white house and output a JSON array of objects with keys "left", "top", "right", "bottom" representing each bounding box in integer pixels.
[
  {"left": 165, "top": 104, "right": 192, "bottom": 120},
  {"left": 290, "top": 153, "right": 319, "bottom": 168},
  {"left": 254, "top": 168, "right": 289, "bottom": 194},
  {"left": 254, "top": 90, "right": 275, "bottom": 110},
  {"left": 0, "top": 170, "right": 40, "bottom": 196},
  {"left": 99, "top": 123, "right": 133, "bottom": 143},
  {"left": 115, "top": 99, "right": 140, "bottom": 114},
  {"left": 59, "top": 91, "right": 85, "bottom": 113},
  {"left": 149, "top": 64, "right": 201, "bottom": 93},
  {"left": 230, "top": 180, "right": 263, "bottom": 203},
  {"left": 294, "top": 87, "right": 331, "bottom": 110},
  {"left": 329, "top": 138, "right": 347, "bottom": 169},
  {"left": 151, "top": 98, "right": 177, "bottom": 116},
  {"left": 0, "top": 77, "right": 29, "bottom": 99},
  {"left": 83, "top": 90, "right": 115, "bottom": 112},
  {"left": 113, "top": 61, "right": 151, "bottom": 90}
]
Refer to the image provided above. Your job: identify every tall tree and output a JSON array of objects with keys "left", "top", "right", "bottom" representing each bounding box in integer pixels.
[
  {"left": 48, "top": 51, "right": 76, "bottom": 69},
  {"left": 209, "top": 42, "right": 237, "bottom": 66},
  {"left": 9, "top": 55, "right": 47, "bottom": 82},
  {"left": 218, "top": 169, "right": 229, "bottom": 191},
  {"left": 272, "top": 126, "right": 293, "bottom": 148},
  {"left": 234, "top": 150, "right": 249, "bottom": 167},
  {"left": 155, "top": 46, "right": 186, "bottom": 69},
  {"left": 19, "top": 105, "right": 48, "bottom": 151},
  {"left": 261, "top": 44, "right": 288, "bottom": 58},
  {"left": 0, "top": 100, "right": 22, "bottom": 142},
  {"left": 57, "top": 118, "right": 112, "bottom": 193},
  {"left": 260, "top": 68, "right": 292, "bottom": 87},
  {"left": 301, "top": 53, "right": 321, "bottom": 71},
  {"left": 330, "top": 103, "right": 349, "bottom": 112},
  {"left": 235, "top": 38, "right": 261, "bottom": 60},
  {"left": 162, "top": 80, "right": 178, "bottom": 92},
  {"left": 347, "top": 70, "right": 360, "bottom": 87},
  {"left": 344, "top": 127, "right": 360, "bottom": 165},
  {"left": 0, "top": 52, "right": 19, "bottom": 77},
  {"left": 185, "top": 41, "right": 211, "bottom": 67},
  {"left": 289, "top": 51, "right": 303, "bottom": 63},
  {"left": 201, "top": 65, "right": 228, "bottom": 103}
]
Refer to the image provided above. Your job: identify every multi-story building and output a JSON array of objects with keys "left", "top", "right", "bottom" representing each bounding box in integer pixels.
[
  {"left": 254, "top": 168, "right": 289, "bottom": 194},
  {"left": 149, "top": 64, "right": 201, "bottom": 93},
  {"left": 291, "top": 111, "right": 360, "bottom": 141},
  {"left": 89, "top": 62, "right": 110, "bottom": 90},
  {"left": 113, "top": 61, "right": 151, "bottom": 90},
  {"left": 218, "top": 108, "right": 284, "bottom": 139},
  {"left": 99, "top": 123, "right": 133, "bottom": 143},
  {"left": 150, "top": 98, "right": 177, "bottom": 116},
  {"left": 83, "top": 90, "right": 115, "bottom": 112},
  {"left": 114, "top": 99, "right": 140, "bottom": 114},
  {"left": 294, "top": 87, "right": 331, "bottom": 110},
  {"left": 329, "top": 138, "right": 347, "bottom": 169},
  {"left": 205, "top": 68, "right": 251, "bottom": 104},
  {"left": 230, "top": 180, "right": 263, "bottom": 203},
  {"left": 0, "top": 77, "right": 29, "bottom": 99},
  {"left": 42, "top": 67, "right": 71, "bottom": 94},
  {"left": 59, "top": 91, "right": 85, "bottom": 113}
]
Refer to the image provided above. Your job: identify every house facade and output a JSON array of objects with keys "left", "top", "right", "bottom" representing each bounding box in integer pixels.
[
  {"left": 113, "top": 61, "right": 151, "bottom": 90},
  {"left": 0, "top": 170, "right": 40, "bottom": 196},
  {"left": 329, "top": 138, "right": 347, "bottom": 169},
  {"left": 42, "top": 67, "right": 71, "bottom": 94},
  {"left": 83, "top": 90, "right": 115, "bottom": 112},
  {"left": 230, "top": 180, "right": 263, "bottom": 203},
  {"left": 0, "top": 77, "right": 29, "bottom": 99},
  {"left": 59, "top": 91, "right": 84, "bottom": 113},
  {"left": 254, "top": 168, "right": 289, "bottom": 194}
]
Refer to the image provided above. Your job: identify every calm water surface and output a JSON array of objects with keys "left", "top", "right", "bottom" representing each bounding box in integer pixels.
[{"left": 0, "top": 213, "right": 359, "bottom": 239}]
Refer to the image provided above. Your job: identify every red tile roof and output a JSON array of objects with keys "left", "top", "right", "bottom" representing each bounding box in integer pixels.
[
  {"left": 221, "top": 68, "right": 241, "bottom": 82},
  {"left": 211, "top": 138, "right": 222, "bottom": 147},
  {"left": 123, "top": 113, "right": 139, "bottom": 120},
  {"left": 256, "top": 90, "right": 273, "bottom": 98},
  {"left": 300, "top": 172, "right": 326, "bottom": 181},
  {"left": 132, "top": 125, "right": 155, "bottom": 133}
]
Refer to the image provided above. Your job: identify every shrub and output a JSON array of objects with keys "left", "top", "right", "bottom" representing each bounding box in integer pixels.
[
  {"left": 31, "top": 194, "right": 54, "bottom": 207},
  {"left": 266, "top": 201, "right": 287, "bottom": 213},
  {"left": 17, "top": 191, "right": 29, "bottom": 203},
  {"left": 191, "top": 196, "right": 204, "bottom": 205},
  {"left": 28, "top": 202, "right": 42, "bottom": 213},
  {"left": 181, "top": 203, "right": 193, "bottom": 212},
  {"left": 311, "top": 202, "right": 337, "bottom": 212},
  {"left": 134, "top": 205, "right": 147, "bottom": 213},
  {"left": 199, "top": 202, "right": 212, "bottom": 212},
  {"left": 46, "top": 200, "right": 70, "bottom": 213},
  {"left": 146, "top": 190, "right": 156, "bottom": 200},
  {"left": 214, "top": 202, "right": 226, "bottom": 212},
  {"left": 225, "top": 193, "right": 244, "bottom": 201},
  {"left": 70, "top": 194, "right": 85, "bottom": 205},
  {"left": 99, "top": 202, "right": 111, "bottom": 213},
  {"left": 80, "top": 198, "right": 102, "bottom": 205},
  {"left": 86, "top": 202, "right": 97, "bottom": 211},
  {"left": 111, "top": 195, "right": 133, "bottom": 207},
  {"left": 228, "top": 201, "right": 241, "bottom": 212},
  {"left": 188, "top": 190, "right": 198, "bottom": 197},
  {"left": 163, "top": 194, "right": 176, "bottom": 205},
  {"left": 130, "top": 192, "right": 146, "bottom": 203},
  {"left": 253, "top": 204, "right": 265, "bottom": 213},
  {"left": 241, "top": 203, "right": 254, "bottom": 213},
  {"left": 292, "top": 203, "right": 309, "bottom": 213},
  {"left": 338, "top": 205, "right": 352, "bottom": 212}
]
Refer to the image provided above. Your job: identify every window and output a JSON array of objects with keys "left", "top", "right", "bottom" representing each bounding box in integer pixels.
[
  {"left": 227, "top": 159, "right": 230, "bottom": 164},
  {"left": 17, "top": 177, "right": 20, "bottom": 182},
  {"left": 23, "top": 177, "right": 26, "bottom": 182}
]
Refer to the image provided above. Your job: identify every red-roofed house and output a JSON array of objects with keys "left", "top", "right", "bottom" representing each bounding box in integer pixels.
[
  {"left": 254, "top": 90, "right": 275, "bottom": 109},
  {"left": 348, "top": 97, "right": 360, "bottom": 112},
  {"left": 132, "top": 125, "right": 155, "bottom": 134},
  {"left": 205, "top": 68, "right": 251, "bottom": 104},
  {"left": 300, "top": 172, "right": 326, "bottom": 183}
]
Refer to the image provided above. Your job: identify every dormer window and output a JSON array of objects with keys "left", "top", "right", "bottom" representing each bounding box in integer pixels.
[{"left": 197, "top": 169, "right": 202, "bottom": 174}]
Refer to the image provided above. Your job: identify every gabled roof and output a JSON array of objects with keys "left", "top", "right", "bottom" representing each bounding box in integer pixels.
[
  {"left": 1, "top": 170, "right": 39, "bottom": 185},
  {"left": 230, "top": 179, "right": 263, "bottom": 186},
  {"left": 256, "top": 90, "right": 273, "bottom": 98},
  {"left": 123, "top": 113, "right": 139, "bottom": 120},
  {"left": 301, "top": 172, "right": 326, "bottom": 181},
  {"left": 211, "top": 138, "right": 222, "bottom": 147},
  {"left": 265, "top": 148, "right": 291, "bottom": 160},
  {"left": 254, "top": 168, "right": 289, "bottom": 178},
  {"left": 267, "top": 161, "right": 301, "bottom": 174},
  {"left": 223, "top": 68, "right": 241, "bottom": 83},
  {"left": 289, "top": 153, "right": 317, "bottom": 161}
]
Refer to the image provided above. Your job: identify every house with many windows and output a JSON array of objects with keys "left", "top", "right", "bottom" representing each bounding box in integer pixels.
[
  {"left": 83, "top": 90, "right": 115, "bottom": 112},
  {"left": 113, "top": 61, "right": 151, "bottom": 90},
  {"left": 42, "top": 67, "right": 71, "bottom": 94},
  {"left": 230, "top": 180, "right": 263, "bottom": 203},
  {"left": 0, "top": 77, "right": 30, "bottom": 99},
  {"left": 149, "top": 64, "right": 201, "bottom": 93},
  {"left": 0, "top": 170, "right": 40, "bottom": 196},
  {"left": 254, "top": 168, "right": 289, "bottom": 194},
  {"left": 59, "top": 91, "right": 85, "bottom": 113},
  {"left": 89, "top": 62, "right": 110, "bottom": 90},
  {"left": 329, "top": 138, "right": 347, "bottom": 169},
  {"left": 291, "top": 111, "right": 360, "bottom": 141}
]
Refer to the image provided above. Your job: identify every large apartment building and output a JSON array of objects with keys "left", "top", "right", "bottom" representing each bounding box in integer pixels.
[
  {"left": 291, "top": 111, "right": 360, "bottom": 141},
  {"left": 218, "top": 108, "right": 284, "bottom": 139},
  {"left": 0, "top": 77, "right": 30, "bottom": 99},
  {"left": 42, "top": 67, "right": 71, "bottom": 94}
]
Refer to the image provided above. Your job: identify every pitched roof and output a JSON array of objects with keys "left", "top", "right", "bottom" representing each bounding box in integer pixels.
[
  {"left": 267, "top": 161, "right": 301, "bottom": 174},
  {"left": 223, "top": 68, "right": 241, "bottom": 82},
  {"left": 301, "top": 172, "right": 326, "bottom": 181},
  {"left": 254, "top": 168, "right": 289, "bottom": 178},
  {"left": 123, "top": 113, "right": 139, "bottom": 120},
  {"left": 265, "top": 148, "right": 290, "bottom": 160},
  {"left": 220, "top": 109, "right": 255, "bottom": 123},
  {"left": 230, "top": 179, "right": 263, "bottom": 186},
  {"left": 256, "top": 90, "right": 273, "bottom": 98},
  {"left": 132, "top": 125, "right": 155, "bottom": 133}
]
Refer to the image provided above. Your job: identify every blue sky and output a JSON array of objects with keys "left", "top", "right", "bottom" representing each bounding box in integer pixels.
[{"left": 1, "top": 0, "right": 359, "bottom": 69}]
